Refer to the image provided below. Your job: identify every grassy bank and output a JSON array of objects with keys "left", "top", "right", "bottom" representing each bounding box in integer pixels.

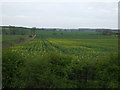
[{"left": 2, "top": 35, "right": 29, "bottom": 48}]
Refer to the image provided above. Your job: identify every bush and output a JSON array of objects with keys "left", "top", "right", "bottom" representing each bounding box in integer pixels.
[
  {"left": 2, "top": 49, "right": 25, "bottom": 88},
  {"left": 3, "top": 49, "right": 119, "bottom": 88},
  {"left": 2, "top": 50, "right": 75, "bottom": 88},
  {"left": 68, "top": 52, "right": 120, "bottom": 88}
]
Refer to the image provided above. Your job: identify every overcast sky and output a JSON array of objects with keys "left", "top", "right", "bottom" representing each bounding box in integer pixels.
[{"left": 1, "top": 1, "right": 118, "bottom": 29}]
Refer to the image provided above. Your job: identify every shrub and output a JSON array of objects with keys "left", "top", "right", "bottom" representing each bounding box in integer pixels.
[
  {"left": 67, "top": 52, "right": 119, "bottom": 88},
  {"left": 3, "top": 49, "right": 119, "bottom": 88},
  {"left": 2, "top": 49, "right": 25, "bottom": 88},
  {"left": 15, "top": 52, "right": 74, "bottom": 88}
]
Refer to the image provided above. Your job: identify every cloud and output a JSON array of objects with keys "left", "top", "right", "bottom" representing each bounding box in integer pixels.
[{"left": 1, "top": 2, "right": 118, "bottom": 29}]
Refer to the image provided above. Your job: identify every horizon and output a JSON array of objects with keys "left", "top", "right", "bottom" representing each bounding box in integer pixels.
[{"left": 1, "top": 25, "right": 118, "bottom": 30}]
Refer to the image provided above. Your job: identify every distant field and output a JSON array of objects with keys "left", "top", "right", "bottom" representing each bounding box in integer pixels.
[
  {"left": 36, "top": 30, "right": 118, "bottom": 39},
  {"left": 2, "top": 30, "right": 119, "bottom": 88}
]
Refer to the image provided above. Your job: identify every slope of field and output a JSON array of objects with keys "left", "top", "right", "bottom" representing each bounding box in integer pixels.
[{"left": 2, "top": 35, "right": 29, "bottom": 48}]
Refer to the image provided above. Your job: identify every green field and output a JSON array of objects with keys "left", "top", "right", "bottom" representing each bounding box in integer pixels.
[
  {"left": 10, "top": 31, "right": 118, "bottom": 60},
  {"left": 2, "top": 30, "right": 120, "bottom": 88}
]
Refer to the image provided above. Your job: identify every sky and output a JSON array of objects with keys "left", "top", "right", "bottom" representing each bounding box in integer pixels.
[{"left": 1, "top": 0, "right": 119, "bottom": 29}]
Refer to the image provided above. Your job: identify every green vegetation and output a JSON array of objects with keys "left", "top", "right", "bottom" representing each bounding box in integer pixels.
[
  {"left": 2, "top": 26, "right": 33, "bottom": 48},
  {"left": 2, "top": 27, "right": 119, "bottom": 88},
  {"left": 2, "top": 35, "right": 29, "bottom": 48},
  {"left": 2, "top": 26, "right": 31, "bottom": 35}
]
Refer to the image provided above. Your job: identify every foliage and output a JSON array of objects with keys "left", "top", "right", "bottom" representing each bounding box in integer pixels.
[
  {"left": 2, "top": 49, "right": 119, "bottom": 88},
  {"left": 2, "top": 49, "right": 25, "bottom": 88}
]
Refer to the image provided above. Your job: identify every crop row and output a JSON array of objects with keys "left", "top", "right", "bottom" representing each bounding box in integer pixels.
[
  {"left": 10, "top": 38, "right": 118, "bottom": 61},
  {"left": 10, "top": 39, "right": 64, "bottom": 53}
]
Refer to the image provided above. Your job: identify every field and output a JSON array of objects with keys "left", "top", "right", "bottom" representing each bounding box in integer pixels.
[{"left": 2, "top": 29, "right": 120, "bottom": 88}]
